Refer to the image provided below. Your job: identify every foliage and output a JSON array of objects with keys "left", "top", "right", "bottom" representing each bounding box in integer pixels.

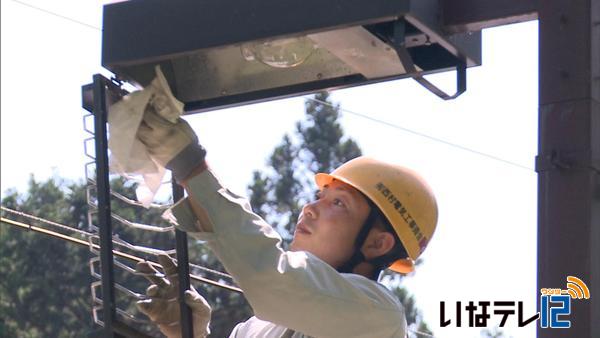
[
  {"left": 0, "top": 175, "right": 251, "bottom": 338},
  {"left": 1, "top": 176, "right": 95, "bottom": 337}
]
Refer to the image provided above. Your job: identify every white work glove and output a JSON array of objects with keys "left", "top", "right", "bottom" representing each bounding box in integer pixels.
[
  {"left": 136, "top": 254, "right": 211, "bottom": 338},
  {"left": 136, "top": 77, "right": 206, "bottom": 182}
]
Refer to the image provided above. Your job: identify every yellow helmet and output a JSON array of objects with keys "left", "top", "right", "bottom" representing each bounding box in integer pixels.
[{"left": 315, "top": 156, "right": 438, "bottom": 273}]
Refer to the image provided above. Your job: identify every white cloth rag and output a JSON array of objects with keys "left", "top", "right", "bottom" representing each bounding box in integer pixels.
[{"left": 107, "top": 66, "right": 184, "bottom": 207}]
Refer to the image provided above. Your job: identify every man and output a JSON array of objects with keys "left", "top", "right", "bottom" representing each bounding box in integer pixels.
[{"left": 133, "top": 84, "right": 438, "bottom": 338}]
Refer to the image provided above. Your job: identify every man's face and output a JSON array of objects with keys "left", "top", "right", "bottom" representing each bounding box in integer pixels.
[{"left": 290, "top": 179, "right": 371, "bottom": 269}]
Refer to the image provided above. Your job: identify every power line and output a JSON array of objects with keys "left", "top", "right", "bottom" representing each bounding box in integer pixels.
[
  {"left": 1, "top": 205, "right": 93, "bottom": 237},
  {"left": 305, "top": 97, "right": 534, "bottom": 172},
  {"left": 1, "top": 206, "right": 235, "bottom": 281},
  {"left": 10, "top": 0, "right": 101, "bottom": 31},
  {"left": 1, "top": 216, "right": 243, "bottom": 293}
]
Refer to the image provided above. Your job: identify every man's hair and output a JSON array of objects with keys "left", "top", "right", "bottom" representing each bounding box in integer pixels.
[
  {"left": 370, "top": 207, "right": 408, "bottom": 274},
  {"left": 354, "top": 189, "right": 408, "bottom": 277}
]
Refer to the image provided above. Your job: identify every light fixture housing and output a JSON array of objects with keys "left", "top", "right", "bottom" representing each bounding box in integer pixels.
[{"left": 102, "top": 0, "right": 481, "bottom": 114}]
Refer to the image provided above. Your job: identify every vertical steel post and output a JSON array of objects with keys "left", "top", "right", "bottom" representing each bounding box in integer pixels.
[
  {"left": 538, "top": 1, "right": 600, "bottom": 337},
  {"left": 172, "top": 181, "right": 194, "bottom": 338},
  {"left": 92, "top": 74, "right": 117, "bottom": 337}
]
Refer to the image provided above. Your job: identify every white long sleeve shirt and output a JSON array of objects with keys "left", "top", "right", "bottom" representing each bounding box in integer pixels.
[{"left": 171, "top": 169, "right": 407, "bottom": 338}]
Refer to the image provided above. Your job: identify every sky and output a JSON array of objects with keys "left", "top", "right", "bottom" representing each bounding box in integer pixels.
[{"left": 1, "top": 1, "right": 540, "bottom": 337}]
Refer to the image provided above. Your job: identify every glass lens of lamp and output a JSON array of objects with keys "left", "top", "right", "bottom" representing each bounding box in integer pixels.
[{"left": 241, "top": 36, "right": 316, "bottom": 68}]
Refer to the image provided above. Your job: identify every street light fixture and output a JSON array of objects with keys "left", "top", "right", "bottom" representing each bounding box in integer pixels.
[{"left": 102, "top": 0, "right": 481, "bottom": 113}]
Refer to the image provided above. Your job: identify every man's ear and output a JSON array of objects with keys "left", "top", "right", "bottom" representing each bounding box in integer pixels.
[{"left": 363, "top": 228, "right": 396, "bottom": 259}]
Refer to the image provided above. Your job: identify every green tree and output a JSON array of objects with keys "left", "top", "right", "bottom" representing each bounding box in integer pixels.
[
  {"left": 0, "top": 175, "right": 251, "bottom": 338},
  {"left": 247, "top": 92, "right": 431, "bottom": 334},
  {"left": 1, "top": 176, "right": 95, "bottom": 337}
]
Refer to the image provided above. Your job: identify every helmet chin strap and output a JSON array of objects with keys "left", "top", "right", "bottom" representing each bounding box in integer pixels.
[{"left": 337, "top": 201, "right": 379, "bottom": 276}]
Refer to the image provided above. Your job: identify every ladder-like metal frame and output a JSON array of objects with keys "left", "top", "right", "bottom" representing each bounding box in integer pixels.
[{"left": 82, "top": 75, "right": 195, "bottom": 338}]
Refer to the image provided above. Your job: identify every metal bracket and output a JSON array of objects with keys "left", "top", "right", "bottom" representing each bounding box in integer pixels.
[
  {"left": 81, "top": 79, "right": 129, "bottom": 115},
  {"left": 110, "top": 75, "right": 124, "bottom": 87},
  {"left": 392, "top": 19, "right": 467, "bottom": 100},
  {"left": 535, "top": 149, "right": 600, "bottom": 174}
]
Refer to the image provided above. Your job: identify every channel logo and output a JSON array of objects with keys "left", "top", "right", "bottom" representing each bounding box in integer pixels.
[
  {"left": 439, "top": 275, "right": 590, "bottom": 329},
  {"left": 540, "top": 276, "right": 590, "bottom": 328}
]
